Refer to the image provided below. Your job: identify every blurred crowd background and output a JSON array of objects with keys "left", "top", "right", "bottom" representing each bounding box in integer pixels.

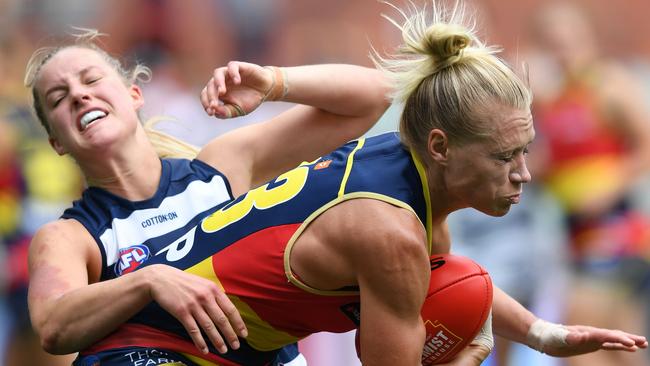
[{"left": 2, "top": 0, "right": 650, "bottom": 365}]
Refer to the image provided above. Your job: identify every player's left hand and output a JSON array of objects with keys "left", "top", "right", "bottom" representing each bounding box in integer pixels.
[
  {"left": 527, "top": 319, "right": 648, "bottom": 357},
  {"left": 543, "top": 325, "right": 648, "bottom": 357}
]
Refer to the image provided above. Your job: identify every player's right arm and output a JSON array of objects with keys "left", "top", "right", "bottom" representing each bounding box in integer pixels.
[
  {"left": 293, "top": 200, "right": 491, "bottom": 365},
  {"left": 28, "top": 219, "right": 245, "bottom": 355},
  {"left": 334, "top": 200, "right": 431, "bottom": 365}
]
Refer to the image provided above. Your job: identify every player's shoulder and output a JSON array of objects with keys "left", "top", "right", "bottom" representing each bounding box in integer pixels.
[
  {"left": 32, "top": 218, "right": 95, "bottom": 249},
  {"left": 332, "top": 198, "right": 427, "bottom": 258}
]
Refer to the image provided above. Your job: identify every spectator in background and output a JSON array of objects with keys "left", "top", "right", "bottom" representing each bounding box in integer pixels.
[{"left": 526, "top": 2, "right": 650, "bottom": 366}]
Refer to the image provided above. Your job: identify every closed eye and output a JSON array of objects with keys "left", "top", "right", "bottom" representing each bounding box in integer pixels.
[
  {"left": 51, "top": 93, "right": 66, "bottom": 108},
  {"left": 86, "top": 77, "right": 101, "bottom": 85},
  {"left": 496, "top": 147, "right": 529, "bottom": 163}
]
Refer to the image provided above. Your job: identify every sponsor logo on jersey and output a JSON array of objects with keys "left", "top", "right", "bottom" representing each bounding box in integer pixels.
[
  {"left": 314, "top": 159, "right": 332, "bottom": 170},
  {"left": 141, "top": 211, "right": 179, "bottom": 228},
  {"left": 421, "top": 320, "right": 462, "bottom": 364},
  {"left": 115, "top": 244, "right": 150, "bottom": 276}
]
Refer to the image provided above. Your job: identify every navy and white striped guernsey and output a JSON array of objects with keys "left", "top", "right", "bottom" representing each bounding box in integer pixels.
[{"left": 61, "top": 158, "right": 234, "bottom": 281}]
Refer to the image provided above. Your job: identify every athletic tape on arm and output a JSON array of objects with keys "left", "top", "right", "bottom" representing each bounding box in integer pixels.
[{"left": 526, "top": 318, "right": 570, "bottom": 354}]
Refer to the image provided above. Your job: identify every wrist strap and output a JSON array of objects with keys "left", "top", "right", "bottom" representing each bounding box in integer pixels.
[
  {"left": 471, "top": 309, "right": 494, "bottom": 351},
  {"left": 526, "top": 319, "right": 569, "bottom": 353},
  {"left": 262, "top": 66, "right": 289, "bottom": 101}
]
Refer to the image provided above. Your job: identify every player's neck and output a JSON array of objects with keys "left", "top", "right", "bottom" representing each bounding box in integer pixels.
[{"left": 83, "top": 144, "right": 162, "bottom": 201}]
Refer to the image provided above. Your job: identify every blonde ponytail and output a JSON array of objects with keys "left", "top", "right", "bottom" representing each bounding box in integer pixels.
[
  {"left": 372, "top": 1, "right": 531, "bottom": 154},
  {"left": 143, "top": 117, "right": 200, "bottom": 159}
]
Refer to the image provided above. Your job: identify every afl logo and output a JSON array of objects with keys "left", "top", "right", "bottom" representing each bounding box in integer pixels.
[{"left": 114, "top": 245, "right": 150, "bottom": 276}]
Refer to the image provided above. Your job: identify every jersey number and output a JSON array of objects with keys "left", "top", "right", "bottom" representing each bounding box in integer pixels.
[{"left": 201, "top": 166, "right": 309, "bottom": 233}]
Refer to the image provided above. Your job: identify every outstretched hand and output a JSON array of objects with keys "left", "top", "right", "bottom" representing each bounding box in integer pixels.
[
  {"left": 527, "top": 318, "right": 647, "bottom": 357},
  {"left": 200, "top": 61, "right": 274, "bottom": 119},
  {"left": 543, "top": 324, "right": 648, "bottom": 357}
]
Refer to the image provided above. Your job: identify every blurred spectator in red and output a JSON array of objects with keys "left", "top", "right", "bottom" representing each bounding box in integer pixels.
[{"left": 526, "top": 2, "right": 650, "bottom": 365}]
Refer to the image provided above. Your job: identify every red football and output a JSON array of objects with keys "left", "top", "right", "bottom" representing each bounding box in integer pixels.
[{"left": 421, "top": 254, "right": 493, "bottom": 365}]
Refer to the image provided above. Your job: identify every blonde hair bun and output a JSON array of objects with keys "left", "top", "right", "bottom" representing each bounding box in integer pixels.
[
  {"left": 371, "top": 1, "right": 531, "bottom": 155},
  {"left": 372, "top": 1, "right": 495, "bottom": 103},
  {"left": 422, "top": 23, "right": 471, "bottom": 66}
]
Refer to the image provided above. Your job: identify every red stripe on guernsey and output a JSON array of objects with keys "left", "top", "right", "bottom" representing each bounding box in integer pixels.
[
  {"left": 80, "top": 323, "right": 248, "bottom": 366},
  {"left": 213, "top": 224, "right": 359, "bottom": 337}
]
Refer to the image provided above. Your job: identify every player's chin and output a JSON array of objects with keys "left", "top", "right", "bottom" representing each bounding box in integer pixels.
[{"left": 485, "top": 202, "right": 512, "bottom": 217}]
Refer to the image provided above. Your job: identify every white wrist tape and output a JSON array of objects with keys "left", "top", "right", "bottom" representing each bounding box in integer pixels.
[
  {"left": 526, "top": 319, "right": 569, "bottom": 353},
  {"left": 471, "top": 309, "right": 494, "bottom": 352}
]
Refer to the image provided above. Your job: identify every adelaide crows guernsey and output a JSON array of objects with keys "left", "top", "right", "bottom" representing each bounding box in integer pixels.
[{"left": 72, "top": 132, "right": 433, "bottom": 366}]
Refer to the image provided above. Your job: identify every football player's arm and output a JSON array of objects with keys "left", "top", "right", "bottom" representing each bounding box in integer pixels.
[
  {"left": 492, "top": 287, "right": 647, "bottom": 356},
  {"left": 28, "top": 219, "right": 245, "bottom": 355},
  {"left": 197, "top": 63, "right": 392, "bottom": 195},
  {"left": 348, "top": 206, "right": 430, "bottom": 365}
]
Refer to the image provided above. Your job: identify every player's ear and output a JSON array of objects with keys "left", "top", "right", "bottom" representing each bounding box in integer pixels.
[
  {"left": 49, "top": 135, "right": 67, "bottom": 155},
  {"left": 130, "top": 84, "right": 144, "bottom": 110},
  {"left": 427, "top": 129, "right": 448, "bottom": 166}
]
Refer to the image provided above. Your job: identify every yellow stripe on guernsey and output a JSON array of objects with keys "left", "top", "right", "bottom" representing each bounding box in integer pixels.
[
  {"left": 284, "top": 193, "right": 423, "bottom": 296},
  {"left": 410, "top": 151, "right": 433, "bottom": 254},
  {"left": 284, "top": 138, "right": 434, "bottom": 295},
  {"left": 185, "top": 258, "right": 299, "bottom": 352},
  {"left": 337, "top": 138, "right": 365, "bottom": 196}
]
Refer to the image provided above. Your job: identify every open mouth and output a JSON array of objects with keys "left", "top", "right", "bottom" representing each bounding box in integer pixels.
[{"left": 80, "top": 109, "right": 107, "bottom": 130}]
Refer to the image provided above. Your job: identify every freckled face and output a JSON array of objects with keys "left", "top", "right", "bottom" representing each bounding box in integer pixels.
[
  {"left": 444, "top": 107, "right": 535, "bottom": 216},
  {"left": 35, "top": 47, "right": 144, "bottom": 158}
]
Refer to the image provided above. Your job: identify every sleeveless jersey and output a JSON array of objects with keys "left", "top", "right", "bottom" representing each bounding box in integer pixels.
[
  {"left": 75, "top": 132, "right": 433, "bottom": 365},
  {"left": 62, "top": 158, "right": 233, "bottom": 281}
]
